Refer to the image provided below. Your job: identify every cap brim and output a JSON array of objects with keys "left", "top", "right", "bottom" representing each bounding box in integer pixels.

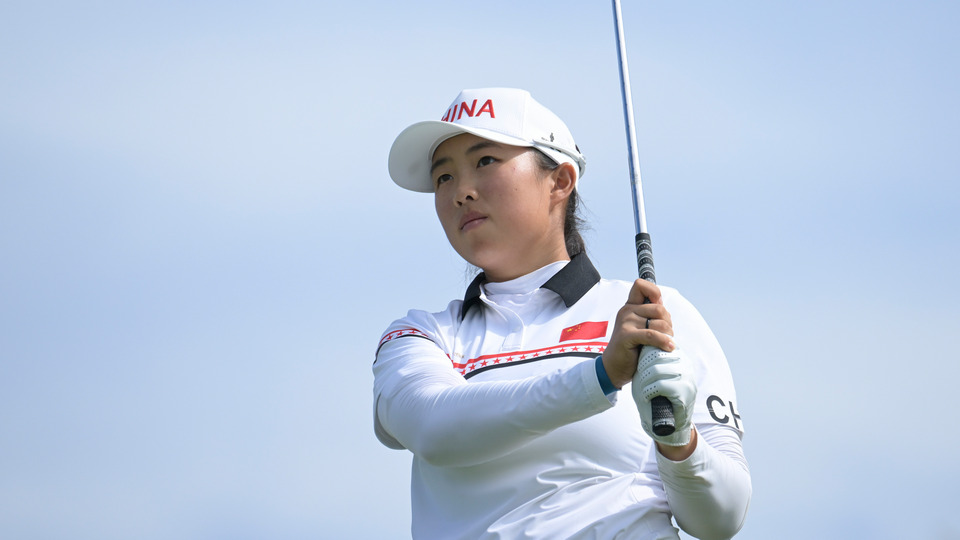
[{"left": 388, "top": 120, "right": 534, "bottom": 193}]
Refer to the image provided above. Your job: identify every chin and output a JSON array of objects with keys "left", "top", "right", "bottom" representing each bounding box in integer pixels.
[
  {"left": 451, "top": 242, "right": 519, "bottom": 280},
  {"left": 459, "top": 252, "right": 501, "bottom": 278}
]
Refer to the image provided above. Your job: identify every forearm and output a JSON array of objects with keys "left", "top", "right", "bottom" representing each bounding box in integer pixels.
[
  {"left": 657, "top": 423, "right": 751, "bottom": 540},
  {"left": 375, "top": 339, "right": 613, "bottom": 467}
]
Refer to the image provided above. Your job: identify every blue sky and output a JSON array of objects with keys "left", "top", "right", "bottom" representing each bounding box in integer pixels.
[{"left": 1, "top": 1, "right": 958, "bottom": 538}]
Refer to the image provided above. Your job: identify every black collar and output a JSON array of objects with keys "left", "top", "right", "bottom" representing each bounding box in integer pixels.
[{"left": 460, "top": 253, "right": 601, "bottom": 320}]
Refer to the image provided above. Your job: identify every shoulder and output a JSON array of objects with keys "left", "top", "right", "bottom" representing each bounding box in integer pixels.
[
  {"left": 659, "top": 285, "right": 694, "bottom": 311},
  {"left": 593, "top": 278, "right": 717, "bottom": 346},
  {"left": 658, "top": 285, "right": 712, "bottom": 328},
  {"left": 590, "top": 277, "right": 692, "bottom": 307},
  {"left": 376, "top": 298, "right": 463, "bottom": 354},
  {"left": 592, "top": 276, "right": 634, "bottom": 298}
]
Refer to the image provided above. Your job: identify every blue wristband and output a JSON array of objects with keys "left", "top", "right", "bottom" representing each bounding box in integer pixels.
[{"left": 594, "top": 355, "right": 619, "bottom": 395}]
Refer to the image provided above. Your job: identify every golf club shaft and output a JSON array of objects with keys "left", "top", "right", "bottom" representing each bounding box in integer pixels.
[{"left": 612, "top": 0, "right": 675, "bottom": 437}]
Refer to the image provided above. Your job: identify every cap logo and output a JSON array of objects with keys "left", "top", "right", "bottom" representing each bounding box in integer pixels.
[{"left": 441, "top": 99, "right": 496, "bottom": 122}]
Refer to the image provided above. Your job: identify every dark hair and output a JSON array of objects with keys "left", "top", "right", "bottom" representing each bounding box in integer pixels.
[{"left": 534, "top": 150, "right": 587, "bottom": 258}]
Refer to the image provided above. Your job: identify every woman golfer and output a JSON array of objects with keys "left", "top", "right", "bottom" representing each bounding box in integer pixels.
[{"left": 374, "top": 88, "right": 751, "bottom": 539}]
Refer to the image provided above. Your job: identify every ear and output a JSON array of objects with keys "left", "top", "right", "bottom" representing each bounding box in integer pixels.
[{"left": 549, "top": 162, "right": 577, "bottom": 204}]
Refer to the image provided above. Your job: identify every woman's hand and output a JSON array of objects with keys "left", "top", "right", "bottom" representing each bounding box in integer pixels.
[
  {"left": 601, "top": 279, "right": 675, "bottom": 389},
  {"left": 602, "top": 279, "right": 698, "bottom": 456},
  {"left": 633, "top": 345, "right": 697, "bottom": 453}
]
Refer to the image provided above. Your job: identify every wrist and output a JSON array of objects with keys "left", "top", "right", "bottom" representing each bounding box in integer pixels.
[
  {"left": 657, "top": 426, "right": 697, "bottom": 461},
  {"left": 601, "top": 353, "right": 631, "bottom": 389},
  {"left": 594, "top": 356, "right": 619, "bottom": 395}
]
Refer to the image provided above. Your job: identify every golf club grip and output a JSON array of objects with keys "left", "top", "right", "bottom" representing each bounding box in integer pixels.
[
  {"left": 651, "top": 396, "right": 675, "bottom": 437},
  {"left": 635, "top": 232, "right": 676, "bottom": 436},
  {"left": 635, "top": 232, "right": 656, "bottom": 283}
]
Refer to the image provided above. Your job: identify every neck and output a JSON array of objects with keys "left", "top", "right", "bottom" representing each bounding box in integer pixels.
[{"left": 482, "top": 252, "right": 570, "bottom": 283}]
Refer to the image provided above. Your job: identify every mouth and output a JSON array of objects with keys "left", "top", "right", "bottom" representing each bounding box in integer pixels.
[{"left": 459, "top": 212, "right": 487, "bottom": 231}]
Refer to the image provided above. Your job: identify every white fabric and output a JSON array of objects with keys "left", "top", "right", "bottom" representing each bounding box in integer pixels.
[
  {"left": 373, "top": 263, "right": 749, "bottom": 539},
  {"left": 658, "top": 424, "right": 752, "bottom": 540}
]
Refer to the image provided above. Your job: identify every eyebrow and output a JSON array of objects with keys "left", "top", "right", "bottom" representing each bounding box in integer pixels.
[
  {"left": 430, "top": 140, "right": 502, "bottom": 174},
  {"left": 430, "top": 156, "right": 449, "bottom": 175}
]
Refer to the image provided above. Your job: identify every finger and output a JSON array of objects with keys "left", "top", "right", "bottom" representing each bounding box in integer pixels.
[
  {"left": 639, "top": 377, "right": 696, "bottom": 410},
  {"left": 637, "top": 348, "right": 681, "bottom": 375},
  {"left": 618, "top": 303, "right": 672, "bottom": 330},
  {"left": 614, "top": 305, "right": 674, "bottom": 343},
  {"left": 626, "top": 279, "right": 663, "bottom": 305},
  {"left": 619, "top": 325, "right": 675, "bottom": 352},
  {"left": 646, "top": 332, "right": 676, "bottom": 352},
  {"left": 645, "top": 317, "right": 674, "bottom": 337}
]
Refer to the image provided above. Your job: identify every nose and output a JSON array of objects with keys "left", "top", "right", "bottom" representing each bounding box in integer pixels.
[{"left": 454, "top": 177, "right": 478, "bottom": 206}]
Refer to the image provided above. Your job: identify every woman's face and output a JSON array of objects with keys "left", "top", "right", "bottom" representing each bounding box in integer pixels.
[{"left": 431, "top": 133, "right": 571, "bottom": 282}]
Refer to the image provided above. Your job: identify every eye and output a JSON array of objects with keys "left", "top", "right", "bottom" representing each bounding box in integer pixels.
[
  {"left": 477, "top": 156, "right": 496, "bottom": 168},
  {"left": 435, "top": 173, "right": 453, "bottom": 188}
]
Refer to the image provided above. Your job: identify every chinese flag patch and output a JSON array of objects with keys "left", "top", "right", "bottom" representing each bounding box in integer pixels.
[{"left": 559, "top": 321, "right": 608, "bottom": 342}]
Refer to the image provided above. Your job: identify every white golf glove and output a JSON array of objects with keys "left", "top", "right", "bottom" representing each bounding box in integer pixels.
[{"left": 632, "top": 344, "right": 697, "bottom": 447}]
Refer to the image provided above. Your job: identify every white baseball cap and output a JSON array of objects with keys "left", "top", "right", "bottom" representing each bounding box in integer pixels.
[{"left": 388, "top": 88, "right": 587, "bottom": 193}]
